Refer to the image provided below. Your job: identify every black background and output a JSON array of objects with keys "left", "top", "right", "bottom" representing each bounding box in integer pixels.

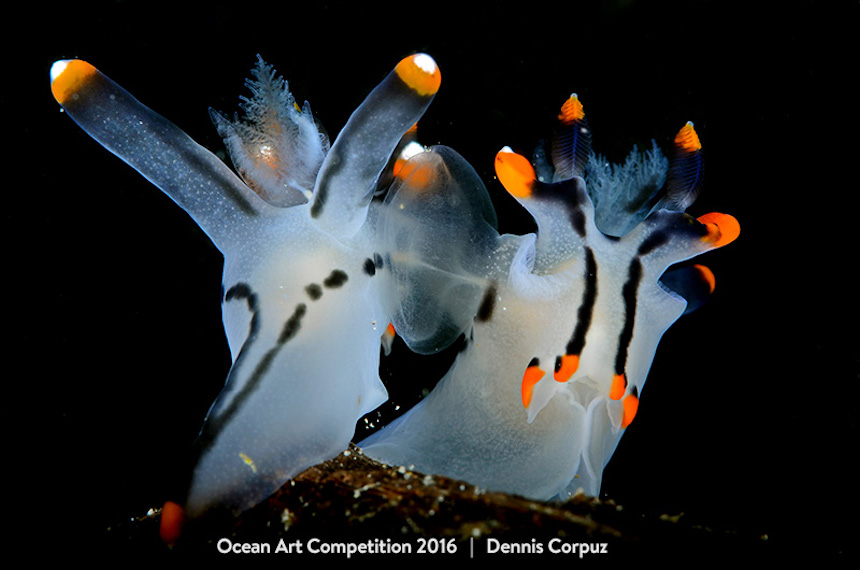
[{"left": 10, "top": 0, "right": 857, "bottom": 561}]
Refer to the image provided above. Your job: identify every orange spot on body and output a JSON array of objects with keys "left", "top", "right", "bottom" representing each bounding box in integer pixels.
[
  {"left": 553, "top": 354, "right": 579, "bottom": 382},
  {"left": 675, "top": 121, "right": 702, "bottom": 152},
  {"left": 392, "top": 156, "right": 408, "bottom": 178},
  {"left": 394, "top": 154, "right": 436, "bottom": 188},
  {"left": 495, "top": 148, "right": 536, "bottom": 198},
  {"left": 693, "top": 264, "right": 716, "bottom": 293},
  {"left": 609, "top": 373, "right": 627, "bottom": 400},
  {"left": 394, "top": 54, "right": 441, "bottom": 96},
  {"left": 159, "top": 501, "right": 186, "bottom": 546},
  {"left": 50, "top": 59, "right": 98, "bottom": 105},
  {"left": 622, "top": 392, "right": 640, "bottom": 428},
  {"left": 697, "top": 212, "right": 740, "bottom": 248},
  {"left": 521, "top": 365, "right": 546, "bottom": 408},
  {"left": 558, "top": 94, "right": 585, "bottom": 125}
]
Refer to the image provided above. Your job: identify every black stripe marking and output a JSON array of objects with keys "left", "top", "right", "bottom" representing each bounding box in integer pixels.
[
  {"left": 569, "top": 209, "right": 587, "bottom": 237},
  {"left": 305, "top": 283, "right": 323, "bottom": 300},
  {"left": 638, "top": 230, "right": 669, "bottom": 255},
  {"left": 278, "top": 303, "right": 307, "bottom": 344},
  {"left": 323, "top": 269, "right": 349, "bottom": 288},
  {"left": 564, "top": 247, "right": 597, "bottom": 356},
  {"left": 225, "top": 282, "right": 260, "bottom": 337},
  {"left": 363, "top": 258, "right": 376, "bottom": 276},
  {"left": 196, "top": 302, "right": 309, "bottom": 455},
  {"left": 541, "top": 178, "right": 588, "bottom": 237},
  {"left": 476, "top": 283, "right": 497, "bottom": 322},
  {"left": 615, "top": 258, "right": 643, "bottom": 376}
]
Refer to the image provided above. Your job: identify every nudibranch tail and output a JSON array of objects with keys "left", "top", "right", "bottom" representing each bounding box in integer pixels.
[{"left": 49, "top": 59, "right": 264, "bottom": 253}]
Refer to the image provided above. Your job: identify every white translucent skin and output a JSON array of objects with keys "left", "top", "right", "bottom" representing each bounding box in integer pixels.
[{"left": 52, "top": 56, "right": 438, "bottom": 517}]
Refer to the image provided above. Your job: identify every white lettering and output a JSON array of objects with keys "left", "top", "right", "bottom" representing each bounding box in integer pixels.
[
  {"left": 548, "top": 538, "right": 607, "bottom": 557},
  {"left": 216, "top": 537, "right": 270, "bottom": 554}
]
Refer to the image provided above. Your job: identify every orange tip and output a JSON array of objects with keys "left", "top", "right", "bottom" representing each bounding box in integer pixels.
[
  {"left": 621, "top": 391, "right": 640, "bottom": 428},
  {"left": 675, "top": 121, "right": 702, "bottom": 152},
  {"left": 697, "top": 212, "right": 740, "bottom": 248},
  {"left": 521, "top": 363, "right": 546, "bottom": 408},
  {"left": 554, "top": 354, "right": 579, "bottom": 382},
  {"left": 393, "top": 140, "right": 426, "bottom": 178},
  {"left": 558, "top": 94, "right": 585, "bottom": 125},
  {"left": 159, "top": 500, "right": 186, "bottom": 546},
  {"left": 495, "top": 147, "right": 536, "bottom": 198},
  {"left": 50, "top": 59, "right": 97, "bottom": 105},
  {"left": 395, "top": 53, "right": 441, "bottom": 96},
  {"left": 693, "top": 264, "right": 716, "bottom": 294},
  {"left": 609, "top": 373, "right": 627, "bottom": 400}
]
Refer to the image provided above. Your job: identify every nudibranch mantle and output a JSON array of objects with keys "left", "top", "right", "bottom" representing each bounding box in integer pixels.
[
  {"left": 360, "top": 96, "right": 739, "bottom": 500},
  {"left": 50, "top": 54, "right": 451, "bottom": 523}
]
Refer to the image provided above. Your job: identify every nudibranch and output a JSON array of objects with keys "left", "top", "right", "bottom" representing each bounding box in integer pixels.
[
  {"left": 360, "top": 94, "right": 739, "bottom": 500},
  {"left": 51, "top": 50, "right": 739, "bottom": 540},
  {"left": 49, "top": 54, "right": 449, "bottom": 534}
]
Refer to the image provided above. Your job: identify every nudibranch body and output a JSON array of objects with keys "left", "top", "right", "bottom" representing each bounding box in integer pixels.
[
  {"left": 50, "top": 54, "right": 447, "bottom": 523},
  {"left": 360, "top": 95, "right": 739, "bottom": 499},
  {"left": 51, "top": 52, "right": 738, "bottom": 532}
]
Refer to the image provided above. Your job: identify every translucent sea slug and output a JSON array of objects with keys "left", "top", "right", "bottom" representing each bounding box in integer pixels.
[
  {"left": 50, "top": 54, "right": 738, "bottom": 539},
  {"left": 360, "top": 93, "right": 739, "bottom": 499},
  {"left": 50, "top": 54, "right": 446, "bottom": 538}
]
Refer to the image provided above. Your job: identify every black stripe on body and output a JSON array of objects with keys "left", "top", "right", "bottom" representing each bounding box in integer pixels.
[
  {"left": 305, "top": 283, "right": 323, "bottom": 300},
  {"left": 363, "top": 258, "right": 376, "bottom": 276},
  {"left": 534, "top": 178, "right": 589, "bottom": 238},
  {"left": 323, "top": 269, "right": 349, "bottom": 288},
  {"left": 195, "top": 296, "right": 308, "bottom": 455},
  {"left": 564, "top": 247, "right": 598, "bottom": 356},
  {"left": 615, "top": 258, "right": 643, "bottom": 376},
  {"left": 225, "top": 282, "right": 260, "bottom": 338},
  {"left": 476, "top": 283, "right": 497, "bottom": 322},
  {"left": 637, "top": 230, "right": 669, "bottom": 255},
  {"left": 311, "top": 70, "right": 433, "bottom": 220}
]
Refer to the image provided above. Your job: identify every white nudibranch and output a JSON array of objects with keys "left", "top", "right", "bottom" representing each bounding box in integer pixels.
[{"left": 51, "top": 55, "right": 737, "bottom": 542}]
